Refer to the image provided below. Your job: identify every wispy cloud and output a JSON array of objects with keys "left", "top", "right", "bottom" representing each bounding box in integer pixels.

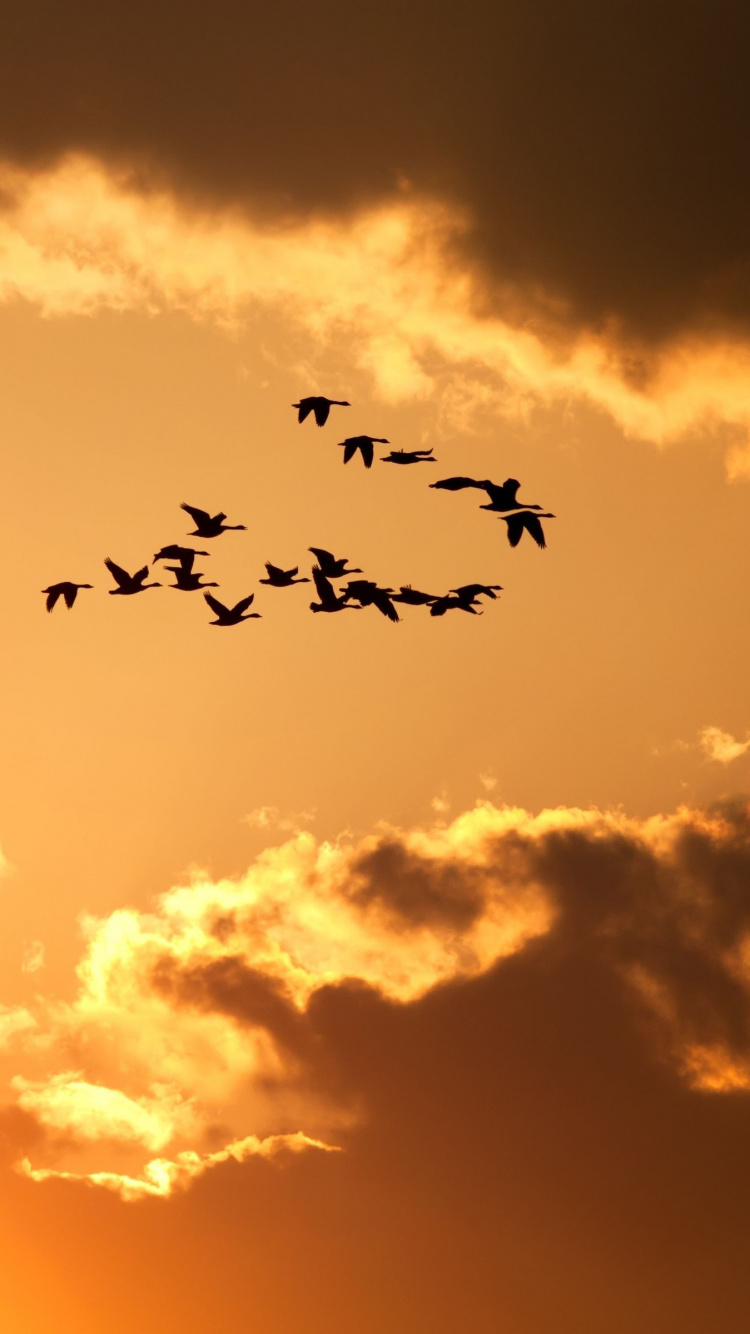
[{"left": 699, "top": 726, "right": 750, "bottom": 764}]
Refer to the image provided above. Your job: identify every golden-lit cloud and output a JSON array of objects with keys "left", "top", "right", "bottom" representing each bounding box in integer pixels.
[
  {"left": 2, "top": 156, "right": 750, "bottom": 468},
  {"left": 699, "top": 726, "right": 750, "bottom": 764},
  {"left": 4, "top": 799, "right": 750, "bottom": 1201}
]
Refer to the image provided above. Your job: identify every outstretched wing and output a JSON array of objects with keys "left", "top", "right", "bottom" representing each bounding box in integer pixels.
[
  {"left": 313, "top": 399, "right": 330, "bottom": 426},
  {"left": 294, "top": 399, "right": 313, "bottom": 423},
  {"left": 62, "top": 586, "right": 78, "bottom": 608},
  {"left": 504, "top": 516, "right": 525, "bottom": 548},
  {"left": 430, "top": 476, "right": 486, "bottom": 492},
  {"left": 342, "top": 440, "right": 357, "bottom": 464},
  {"left": 232, "top": 594, "right": 256, "bottom": 616},
  {"left": 204, "top": 593, "right": 227, "bottom": 617},
  {"left": 522, "top": 514, "right": 547, "bottom": 549},
  {"left": 264, "top": 562, "right": 284, "bottom": 579},
  {"left": 372, "top": 590, "right": 400, "bottom": 622},
  {"left": 133, "top": 566, "right": 150, "bottom": 585},
  {"left": 414, "top": 449, "right": 434, "bottom": 457},
  {"left": 312, "top": 567, "right": 334, "bottom": 604},
  {"left": 429, "top": 598, "right": 450, "bottom": 617},
  {"left": 309, "top": 547, "right": 333, "bottom": 568},
  {"left": 104, "top": 558, "right": 131, "bottom": 588},
  {"left": 44, "top": 587, "right": 62, "bottom": 612},
  {"left": 361, "top": 440, "right": 374, "bottom": 468},
  {"left": 181, "top": 503, "right": 211, "bottom": 527}
]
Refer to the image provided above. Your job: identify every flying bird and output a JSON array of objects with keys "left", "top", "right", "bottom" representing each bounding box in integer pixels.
[
  {"left": 293, "top": 396, "right": 351, "bottom": 427},
  {"left": 308, "top": 548, "right": 362, "bottom": 578},
  {"left": 310, "top": 567, "right": 362, "bottom": 613},
  {"left": 381, "top": 448, "right": 436, "bottom": 465},
  {"left": 259, "top": 563, "right": 310, "bottom": 587},
  {"left": 165, "top": 566, "right": 219, "bottom": 592},
  {"left": 449, "top": 583, "right": 503, "bottom": 601},
  {"left": 342, "top": 579, "right": 400, "bottom": 622},
  {"left": 204, "top": 593, "right": 261, "bottom": 626},
  {"left": 429, "top": 591, "right": 484, "bottom": 617},
  {"left": 338, "top": 436, "right": 388, "bottom": 468},
  {"left": 390, "top": 585, "right": 440, "bottom": 606},
  {"left": 181, "top": 503, "right": 247, "bottom": 538},
  {"left": 42, "top": 581, "right": 93, "bottom": 612},
  {"left": 104, "top": 559, "right": 161, "bottom": 595},
  {"left": 498, "top": 511, "right": 555, "bottom": 549},
  {"left": 430, "top": 476, "right": 544, "bottom": 512},
  {"left": 153, "top": 544, "right": 209, "bottom": 568}
]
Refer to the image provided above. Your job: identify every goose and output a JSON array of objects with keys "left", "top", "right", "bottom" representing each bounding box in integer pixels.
[
  {"left": 338, "top": 436, "right": 388, "bottom": 469},
  {"left": 104, "top": 559, "right": 161, "bottom": 595},
  {"left": 204, "top": 593, "right": 261, "bottom": 626},
  {"left": 42, "top": 581, "right": 93, "bottom": 612},
  {"left": 430, "top": 476, "right": 544, "bottom": 512},
  {"left": 390, "top": 585, "right": 440, "bottom": 606},
  {"left": 153, "top": 544, "right": 209, "bottom": 568},
  {"left": 181, "top": 503, "right": 247, "bottom": 538},
  {"left": 165, "top": 565, "right": 219, "bottom": 592},
  {"left": 310, "top": 567, "right": 362, "bottom": 613},
  {"left": 259, "top": 563, "right": 310, "bottom": 587},
  {"left": 498, "top": 511, "right": 555, "bottom": 549},
  {"left": 308, "top": 547, "right": 362, "bottom": 578},
  {"left": 381, "top": 448, "right": 436, "bottom": 465},
  {"left": 341, "top": 579, "right": 400, "bottom": 622},
  {"left": 430, "top": 592, "right": 484, "bottom": 617},
  {"left": 293, "top": 396, "right": 350, "bottom": 427},
  {"left": 449, "top": 583, "right": 503, "bottom": 601}
]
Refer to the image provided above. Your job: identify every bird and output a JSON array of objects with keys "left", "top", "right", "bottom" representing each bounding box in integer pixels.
[
  {"left": 429, "top": 591, "right": 484, "bottom": 617},
  {"left": 498, "top": 511, "right": 555, "bottom": 549},
  {"left": 310, "top": 567, "right": 362, "bottom": 613},
  {"left": 259, "top": 563, "right": 310, "bottom": 587},
  {"left": 338, "top": 436, "right": 388, "bottom": 468},
  {"left": 308, "top": 548, "right": 362, "bottom": 578},
  {"left": 449, "top": 583, "right": 503, "bottom": 601},
  {"left": 153, "top": 544, "right": 209, "bottom": 568},
  {"left": 341, "top": 579, "right": 400, "bottom": 622},
  {"left": 430, "top": 476, "right": 544, "bottom": 512},
  {"left": 293, "top": 396, "right": 351, "bottom": 427},
  {"left": 390, "top": 585, "right": 440, "bottom": 606},
  {"left": 381, "top": 448, "right": 436, "bottom": 465},
  {"left": 204, "top": 593, "right": 261, "bottom": 626},
  {"left": 42, "top": 581, "right": 93, "bottom": 612},
  {"left": 181, "top": 503, "right": 247, "bottom": 538},
  {"left": 164, "top": 565, "right": 219, "bottom": 592},
  {"left": 104, "top": 559, "right": 161, "bottom": 595}
]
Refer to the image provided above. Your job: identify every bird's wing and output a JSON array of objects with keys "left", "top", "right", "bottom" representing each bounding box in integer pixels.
[
  {"left": 415, "top": 449, "right": 434, "bottom": 457},
  {"left": 181, "top": 503, "right": 210, "bottom": 526},
  {"left": 430, "top": 476, "right": 484, "bottom": 491},
  {"left": 287, "top": 566, "right": 299, "bottom": 578},
  {"left": 523, "top": 514, "right": 547, "bottom": 549},
  {"left": 342, "top": 440, "right": 357, "bottom": 464},
  {"left": 295, "top": 399, "right": 313, "bottom": 423},
  {"left": 313, "top": 400, "right": 330, "bottom": 426},
  {"left": 312, "top": 567, "right": 335, "bottom": 604},
  {"left": 503, "top": 479, "right": 521, "bottom": 501},
  {"left": 232, "top": 594, "right": 256, "bottom": 615},
  {"left": 45, "top": 588, "right": 61, "bottom": 612},
  {"left": 179, "top": 550, "right": 197, "bottom": 571},
  {"left": 204, "top": 593, "right": 227, "bottom": 617},
  {"left": 62, "top": 586, "right": 78, "bottom": 608},
  {"left": 504, "top": 516, "right": 524, "bottom": 548},
  {"left": 309, "top": 547, "right": 333, "bottom": 568},
  {"left": 104, "top": 558, "right": 131, "bottom": 588},
  {"left": 372, "top": 590, "right": 400, "bottom": 622},
  {"left": 133, "top": 566, "right": 150, "bottom": 584},
  {"left": 362, "top": 440, "right": 374, "bottom": 468},
  {"left": 265, "top": 562, "right": 284, "bottom": 579},
  {"left": 429, "top": 599, "right": 449, "bottom": 617}
]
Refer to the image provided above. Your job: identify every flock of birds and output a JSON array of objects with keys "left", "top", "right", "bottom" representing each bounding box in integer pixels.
[{"left": 42, "top": 395, "right": 555, "bottom": 626}]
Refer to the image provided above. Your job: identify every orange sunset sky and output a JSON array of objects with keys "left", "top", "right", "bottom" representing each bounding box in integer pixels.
[{"left": 1, "top": 3, "right": 750, "bottom": 1331}]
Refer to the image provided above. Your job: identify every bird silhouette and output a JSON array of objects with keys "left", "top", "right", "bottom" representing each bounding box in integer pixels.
[
  {"left": 430, "top": 476, "right": 544, "bottom": 512},
  {"left": 104, "top": 559, "right": 161, "bottom": 595},
  {"left": 310, "top": 567, "right": 362, "bottom": 613},
  {"left": 308, "top": 548, "right": 362, "bottom": 578},
  {"left": 338, "top": 436, "right": 388, "bottom": 468},
  {"left": 259, "top": 563, "right": 310, "bottom": 587},
  {"left": 449, "top": 583, "right": 503, "bottom": 600},
  {"left": 165, "top": 565, "right": 219, "bottom": 592},
  {"left": 390, "top": 585, "right": 440, "bottom": 606},
  {"left": 342, "top": 579, "right": 400, "bottom": 622},
  {"left": 204, "top": 593, "right": 261, "bottom": 625},
  {"left": 181, "top": 503, "right": 247, "bottom": 538},
  {"left": 498, "top": 511, "right": 555, "bottom": 548},
  {"left": 429, "top": 591, "right": 484, "bottom": 617},
  {"left": 381, "top": 448, "right": 436, "bottom": 465},
  {"left": 293, "top": 396, "right": 351, "bottom": 427},
  {"left": 42, "top": 581, "right": 93, "bottom": 612},
  {"left": 153, "top": 544, "right": 209, "bottom": 569}
]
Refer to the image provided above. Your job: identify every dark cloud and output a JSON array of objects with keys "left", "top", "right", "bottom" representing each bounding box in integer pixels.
[
  {"left": 1, "top": 0, "right": 748, "bottom": 341},
  {"left": 348, "top": 838, "right": 488, "bottom": 929}
]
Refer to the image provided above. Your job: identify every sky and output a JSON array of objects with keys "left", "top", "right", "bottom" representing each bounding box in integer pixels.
[{"left": 1, "top": 4, "right": 750, "bottom": 1330}]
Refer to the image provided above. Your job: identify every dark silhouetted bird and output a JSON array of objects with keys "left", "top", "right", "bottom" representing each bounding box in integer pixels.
[
  {"left": 293, "top": 396, "right": 350, "bottom": 426},
  {"left": 153, "top": 544, "right": 209, "bottom": 568},
  {"left": 308, "top": 548, "right": 362, "bottom": 578},
  {"left": 104, "top": 559, "right": 161, "bottom": 595},
  {"left": 381, "top": 448, "right": 436, "bottom": 465},
  {"left": 338, "top": 436, "right": 388, "bottom": 468},
  {"left": 310, "top": 567, "right": 362, "bottom": 613},
  {"left": 430, "top": 476, "right": 544, "bottom": 512},
  {"left": 390, "top": 585, "right": 440, "bottom": 606},
  {"left": 430, "top": 591, "right": 484, "bottom": 617},
  {"left": 165, "top": 566, "right": 219, "bottom": 592},
  {"left": 342, "top": 579, "right": 400, "bottom": 622},
  {"left": 450, "top": 583, "right": 503, "bottom": 601},
  {"left": 498, "top": 511, "right": 555, "bottom": 548},
  {"left": 204, "top": 593, "right": 261, "bottom": 625},
  {"left": 42, "top": 581, "right": 93, "bottom": 612},
  {"left": 181, "top": 504, "right": 247, "bottom": 538},
  {"left": 259, "top": 563, "right": 310, "bottom": 587}
]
